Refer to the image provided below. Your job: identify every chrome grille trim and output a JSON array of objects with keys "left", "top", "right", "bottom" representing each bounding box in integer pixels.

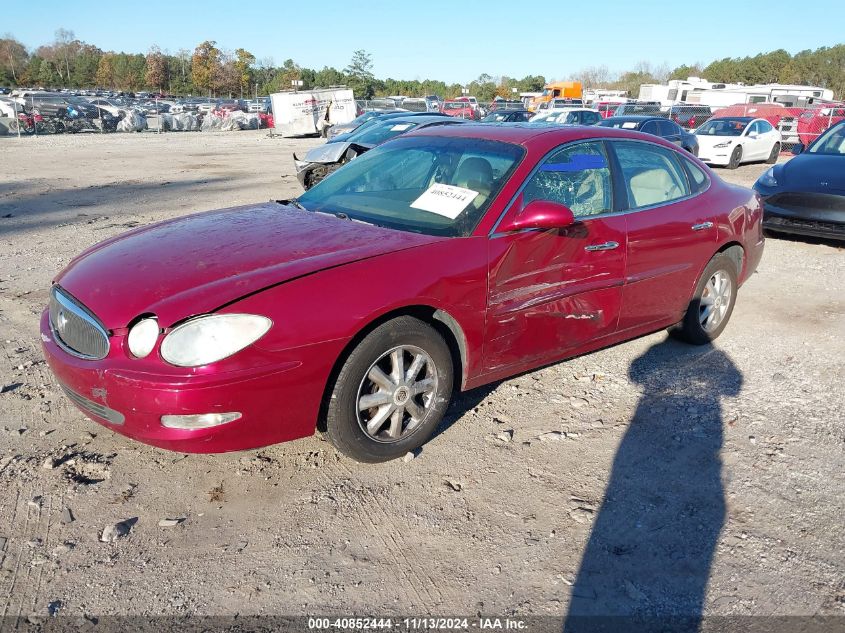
[
  {"left": 60, "top": 385, "right": 125, "bottom": 425},
  {"left": 49, "top": 286, "right": 110, "bottom": 360}
]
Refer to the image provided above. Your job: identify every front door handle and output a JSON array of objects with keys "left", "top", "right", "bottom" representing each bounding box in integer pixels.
[
  {"left": 691, "top": 222, "right": 714, "bottom": 231},
  {"left": 584, "top": 241, "right": 620, "bottom": 252}
]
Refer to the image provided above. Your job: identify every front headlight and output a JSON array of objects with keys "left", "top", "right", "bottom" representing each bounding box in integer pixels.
[
  {"left": 714, "top": 141, "right": 732, "bottom": 148},
  {"left": 127, "top": 317, "right": 159, "bottom": 358},
  {"left": 160, "top": 314, "right": 272, "bottom": 367},
  {"left": 759, "top": 167, "right": 778, "bottom": 188}
]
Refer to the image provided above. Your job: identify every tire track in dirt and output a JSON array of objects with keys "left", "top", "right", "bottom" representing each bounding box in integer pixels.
[
  {"left": 323, "top": 461, "right": 444, "bottom": 609},
  {"left": 0, "top": 485, "right": 33, "bottom": 628},
  {"left": 315, "top": 468, "right": 424, "bottom": 608}
]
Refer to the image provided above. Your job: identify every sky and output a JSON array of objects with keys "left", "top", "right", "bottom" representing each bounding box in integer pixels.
[{"left": 5, "top": 0, "right": 845, "bottom": 84}]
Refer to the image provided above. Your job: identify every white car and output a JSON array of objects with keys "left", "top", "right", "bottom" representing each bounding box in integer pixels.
[
  {"left": 695, "top": 117, "right": 781, "bottom": 169},
  {"left": 87, "top": 98, "right": 124, "bottom": 117},
  {"left": 530, "top": 108, "right": 602, "bottom": 126}
]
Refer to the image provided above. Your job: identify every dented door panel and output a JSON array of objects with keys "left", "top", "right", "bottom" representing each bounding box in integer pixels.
[{"left": 485, "top": 216, "right": 627, "bottom": 372}]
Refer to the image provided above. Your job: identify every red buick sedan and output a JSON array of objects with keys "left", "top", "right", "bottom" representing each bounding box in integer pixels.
[{"left": 42, "top": 125, "right": 764, "bottom": 462}]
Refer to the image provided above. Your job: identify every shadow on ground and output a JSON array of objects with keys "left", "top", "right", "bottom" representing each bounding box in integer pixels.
[{"left": 564, "top": 338, "right": 743, "bottom": 633}]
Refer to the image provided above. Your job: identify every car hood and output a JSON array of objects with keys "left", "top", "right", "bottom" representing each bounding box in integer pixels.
[
  {"left": 300, "top": 141, "right": 374, "bottom": 167},
  {"left": 55, "top": 202, "right": 442, "bottom": 329},
  {"left": 775, "top": 154, "right": 845, "bottom": 194}
]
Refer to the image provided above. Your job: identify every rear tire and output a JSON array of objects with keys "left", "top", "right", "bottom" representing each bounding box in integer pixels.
[
  {"left": 325, "top": 317, "right": 454, "bottom": 463},
  {"left": 727, "top": 146, "right": 742, "bottom": 169},
  {"left": 766, "top": 143, "right": 780, "bottom": 164},
  {"left": 674, "top": 253, "right": 739, "bottom": 345}
]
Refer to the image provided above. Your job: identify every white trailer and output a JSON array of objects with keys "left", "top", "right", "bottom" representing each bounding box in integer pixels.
[{"left": 270, "top": 88, "right": 356, "bottom": 137}]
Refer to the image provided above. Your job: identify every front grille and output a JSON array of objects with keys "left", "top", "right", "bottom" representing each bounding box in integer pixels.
[
  {"left": 768, "top": 192, "right": 845, "bottom": 212},
  {"left": 49, "top": 286, "right": 110, "bottom": 360},
  {"left": 60, "top": 384, "right": 125, "bottom": 425}
]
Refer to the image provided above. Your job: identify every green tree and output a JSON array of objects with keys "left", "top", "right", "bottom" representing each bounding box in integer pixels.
[
  {"left": 669, "top": 64, "right": 703, "bottom": 81},
  {"left": 344, "top": 49, "right": 375, "bottom": 98}
]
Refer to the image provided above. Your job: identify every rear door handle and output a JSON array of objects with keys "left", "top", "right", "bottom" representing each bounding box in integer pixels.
[
  {"left": 584, "top": 241, "right": 620, "bottom": 252},
  {"left": 691, "top": 222, "right": 713, "bottom": 231}
]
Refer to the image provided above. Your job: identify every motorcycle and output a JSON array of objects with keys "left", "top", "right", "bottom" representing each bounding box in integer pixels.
[{"left": 14, "top": 109, "right": 42, "bottom": 135}]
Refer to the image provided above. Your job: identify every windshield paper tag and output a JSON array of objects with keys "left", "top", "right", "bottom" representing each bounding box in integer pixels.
[
  {"left": 411, "top": 184, "right": 479, "bottom": 219},
  {"left": 390, "top": 124, "right": 413, "bottom": 131}
]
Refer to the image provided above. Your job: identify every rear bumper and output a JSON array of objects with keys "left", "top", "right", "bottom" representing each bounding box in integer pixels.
[{"left": 41, "top": 310, "right": 333, "bottom": 453}]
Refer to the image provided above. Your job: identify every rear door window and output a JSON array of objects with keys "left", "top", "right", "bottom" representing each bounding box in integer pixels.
[
  {"left": 658, "top": 120, "right": 681, "bottom": 136},
  {"left": 640, "top": 121, "right": 658, "bottom": 135},
  {"left": 612, "top": 141, "right": 691, "bottom": 209}
]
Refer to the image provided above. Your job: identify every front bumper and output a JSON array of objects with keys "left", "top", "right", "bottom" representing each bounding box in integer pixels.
[
  {"left": 698, "top": 150, "right": 732, "bottom": 166},
  {"left": 761, "top": 192, "right": 845, "bottom": 241},
  {"left": 41, "top": 310, "right": 333, "bottom": 453}
]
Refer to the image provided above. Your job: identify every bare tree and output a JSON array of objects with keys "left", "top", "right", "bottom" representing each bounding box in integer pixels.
[
  {"left": 0, "top": 35, "right": 28, "bottom": 83},
  {"left": 55, "top": 28, "right": 75, "bottom": 82}
]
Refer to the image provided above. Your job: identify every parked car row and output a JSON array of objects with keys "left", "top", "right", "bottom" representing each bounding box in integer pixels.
[{"left": 6, "top": 89, "right": 272, "bottom": 119}]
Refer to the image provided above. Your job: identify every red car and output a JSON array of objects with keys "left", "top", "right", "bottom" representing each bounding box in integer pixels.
[
  {"left": 440, "top": 100, "right": 476, "bottom": 119},
  {"left": 42, "top": 125, "right": 764, "bottom": 462},
  {"left": 796, "top": 104, "right": 845, "bottom": 147}
]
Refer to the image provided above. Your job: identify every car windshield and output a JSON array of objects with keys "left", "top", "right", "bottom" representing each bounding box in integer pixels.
[
  {"left": 696, "top": 119, "right": 749, "bottom": 136},
  {"left": 482, "top": 112, "right": 510, "bottom": 122},
  {"left": 597, "top": 119, "right": 642, "bottom": 130},
  {"left": 348, "top": 120, "right": 423, "bottom": 146},
  {"left": 443, "top": 102, "right": 465, "bottom": 110},
  {"left": 350, "top": 111, "right": 385, "bottom": 126},
  {"left": 296, "top": 135, "right": 525, "bottom": 237},
  {"left": 808, "top": 123, "right": 845, "bottom": 155}
]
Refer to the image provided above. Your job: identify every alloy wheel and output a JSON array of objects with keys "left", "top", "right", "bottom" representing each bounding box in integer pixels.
[
  {"left": 356, "top": 345, "right": 438, "bottom": 443},
  {"left": 699, "top": 270, "right": 732, "bottom": 332}
]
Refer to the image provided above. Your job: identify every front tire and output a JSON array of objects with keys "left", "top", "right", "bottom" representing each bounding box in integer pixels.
[
  {"left": 325, "top": 317, "right": 454, "bottom": 463},
  {"left": 674, "top": 253, "right": 738, "bottom": 345},
  {"left": 766, "top": 142, "right": 780, "bottom": 164},
  {"left": 727, "top": 146, "right": 742, "bottom": 169}
]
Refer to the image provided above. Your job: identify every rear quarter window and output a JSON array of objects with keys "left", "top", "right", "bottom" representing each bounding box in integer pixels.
[{"left": 681, "top": 158, "right": 710, "bottom": 194}]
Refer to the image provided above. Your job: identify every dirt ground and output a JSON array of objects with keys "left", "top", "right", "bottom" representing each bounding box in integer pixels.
[{"left": 0, "top": 130, "right": 843, "bottom": 625}]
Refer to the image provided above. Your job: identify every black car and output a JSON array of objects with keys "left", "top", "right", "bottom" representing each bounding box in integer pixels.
[
  {"left": 670, "top": 104, "right": 713, "bottom": 130},
  {"left": 327, "top": 110, "right": 414, "bottom": 141},
  {"left": 293, "top": 115, "right": 465, "bottom": 189},
  {"left": 613, "top": 101, "right": 662, "bottom": 116},
  {"left": 598, "top": 115, "right": 699, "bottom": 156},
  {"left": 481, "top": 110, "right": 533, "bottom": 123},
  {"left": 753, "top": 120, "right": 845, "bottom": 241},
  {"left": 328, "top": 111, "right": 448, "bottom": 143}
]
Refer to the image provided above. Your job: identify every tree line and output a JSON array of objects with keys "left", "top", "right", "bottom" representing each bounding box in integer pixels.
[{"left": 0, "top": 31, "right": 842, "bottom": 101}]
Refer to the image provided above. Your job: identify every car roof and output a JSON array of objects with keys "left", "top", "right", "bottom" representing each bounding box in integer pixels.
[
  {"left": 406, "top": 122, "right": 680, "bottom": 148},
  {"left": 373, "top": 115, "right": 453, "bottom": 126},
  {"left": 601, "top": 115, "right": 663, "bottom": 123},
  {"left": 709, "top": 116, "right": 754, "bottom": 122}
]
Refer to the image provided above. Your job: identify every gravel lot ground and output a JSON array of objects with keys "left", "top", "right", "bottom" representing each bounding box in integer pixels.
[{"left": 0, "top": 131, "right": 843, "bottom": 625}]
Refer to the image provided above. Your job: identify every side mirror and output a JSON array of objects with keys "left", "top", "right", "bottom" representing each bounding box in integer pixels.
[
  {"left": 498, "top": 199, "right": 576, "bottom": 233},
  {"left": 748, "top": 131, "right": 758, "bottom": 139},
  {"left": 791, "top": 143, "right": 804, "bottom": 155}
]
